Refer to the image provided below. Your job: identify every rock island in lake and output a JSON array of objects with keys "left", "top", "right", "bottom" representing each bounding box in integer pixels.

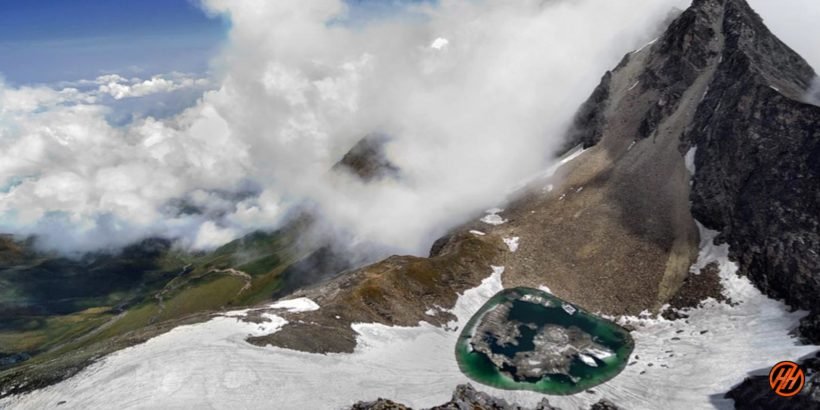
[{"left": 455, "top": 287, "right": 634, "bottom": 395}]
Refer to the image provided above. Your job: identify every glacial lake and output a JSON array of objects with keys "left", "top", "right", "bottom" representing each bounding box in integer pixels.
[{"left": 455, "top": 287, "right": 634, "bottom": 395}]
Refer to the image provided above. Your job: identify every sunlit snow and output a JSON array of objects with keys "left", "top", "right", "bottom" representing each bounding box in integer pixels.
[
  {"left": 3, "top": 226, "right": 817, "bottom": 410},
  {"left": 503, "top": 236, "right": 520, "bottom": 252},
  {"left": 269, "top": 297, "right": 320, "bottom": 313}
]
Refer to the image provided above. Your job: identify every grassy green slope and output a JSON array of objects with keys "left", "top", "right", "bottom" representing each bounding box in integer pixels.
[{"left": 0, "top": 217, "right": 323, "bottom": 397}]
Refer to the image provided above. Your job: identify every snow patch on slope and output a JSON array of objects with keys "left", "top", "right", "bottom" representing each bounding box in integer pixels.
[
  {"left": 269, "top": 297, "right": 320, "bottom": 313},
  {"left": 684, "top": 147, "right": 697, "bottom": 176},
  {"left": 503, "top": 236, "right": 519, "bottom": 252},
  {"left": 480, "top": 208, "right": 507, "bottom": 225}
]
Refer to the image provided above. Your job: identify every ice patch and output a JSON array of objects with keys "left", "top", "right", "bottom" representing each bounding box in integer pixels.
[
  {"left": 503, "top": 237, "right": 519, "bottom": 252},
  {"left": 469, "top": 230, "right": 486, "bottom": 236},
  {"left": 538, "top": 285, "right": 552, "bottom": 294},
  {"left": 578, "top": 354, "right": 598, "bottom": 367},
  {"left": 684, "top": 147, "right": 697, "bottom": 176},
  {"left": 269, "top": 297, "right": 320, "bottom": 313},
  {"left": 222, "top": 308, "right": 252, "bottom": 317},
  {"left": 700, "top": 86, "right": 710, "bottom": 102},
  {"left": 481, "top": 209, "right": 507, "bottom": 226},
  {"left": 584, "top": 347, "right": 615, "bottom": 361}
]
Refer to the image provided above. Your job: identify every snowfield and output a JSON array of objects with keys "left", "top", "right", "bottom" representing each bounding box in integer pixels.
[{"left": 2, "top": 226, "right": 817, "bottom": 410}]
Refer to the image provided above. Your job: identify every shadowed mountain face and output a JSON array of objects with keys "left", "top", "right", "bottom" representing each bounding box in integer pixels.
[
  {"left": 682, "top": 0, "right": 820, "bottom": 313},
  {"left": 566, "top": 0, "right": 820, "bottom": 314}
]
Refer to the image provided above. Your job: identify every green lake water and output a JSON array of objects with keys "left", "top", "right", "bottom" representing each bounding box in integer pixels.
[{"left": 455, "top": 287, "right": 634, "bottom": 395}]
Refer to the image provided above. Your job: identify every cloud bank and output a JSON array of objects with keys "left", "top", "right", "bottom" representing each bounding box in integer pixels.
[{"left": 4, "top": 0, "right": 754, "bottom": 255}]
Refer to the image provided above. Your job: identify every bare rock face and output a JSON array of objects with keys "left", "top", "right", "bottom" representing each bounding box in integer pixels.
[
  {"left": 249, "top": 233, "right": 503, "bottom": 353},
  {"left": 350, "top": 399, "right": 411, "bottom": 410},
  {"left": 333, "top": 134, "right": 400, "bottom": 181},
  {"left": 681, "top": 0, "right": 820, "bottom": 313},
  {"left": 726, "top": 354, "right": 820, "bottom": 410},
  {"left": 562, "top": 0, "right": 820, "bottom": 406},
  {"left": 589, "top": 400, "right": 621, "bottom": 410},
  {"left": 349, "top": 384, "right": 561, "bottom": 410},
  {"left": 566, "top": 0, "right": 820, "bottom": 316}
]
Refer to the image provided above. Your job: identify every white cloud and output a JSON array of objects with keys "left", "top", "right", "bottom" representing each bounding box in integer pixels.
[
  {"left": 193, "top": 220, "right": 239, "bottom": 249},
  {"left": 97, "top": 73, "right": 211, "bottom": 100},
  {"left": 4, "top": 0, "right": 817, "bottom": 255},
  {"left": 430, "top": 37, "right": 449, "bottom": 50}
]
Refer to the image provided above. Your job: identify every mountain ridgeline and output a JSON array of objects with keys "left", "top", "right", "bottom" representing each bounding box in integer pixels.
[{"left": 568, "top": 0, "right": 819, "bottom": 317}]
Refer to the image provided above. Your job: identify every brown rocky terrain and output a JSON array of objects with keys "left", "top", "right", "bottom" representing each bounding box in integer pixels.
[
  {"left": 255, "top": 0, "right": 744, "bottom": 355},
  {"left": 254, "top": 0, "right": 820, "bottom": 407},
  {"left": 349, "top": 384, "right": 620, "bottom": 410}
]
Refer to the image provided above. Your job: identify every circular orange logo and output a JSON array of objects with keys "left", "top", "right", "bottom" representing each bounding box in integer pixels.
[{"left": 768, "top": 361, "right": 805, "bottom": 397}]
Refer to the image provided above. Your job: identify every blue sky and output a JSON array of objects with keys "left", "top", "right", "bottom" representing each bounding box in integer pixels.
[
  {"left": 0, "top": 0, "right": 228, "bottom": 85},
  {"left": 0, "top": 0, "right": 432, "bottom": 86}
]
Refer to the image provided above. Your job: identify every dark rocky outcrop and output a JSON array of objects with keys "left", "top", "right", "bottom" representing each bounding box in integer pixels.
[
  {"left": 589, "top": 399, "right": 621, "bottom": 410},
  {"left": 562, "top": 71, "right": 612, "bottom": 151},
  {"left": 681, "top": 0, "right": 820, "bottom": 314},
  {"left": 248, "top": 232, "right": 501, "bottom": 353},
  {"left": 662, "top": 261, "right": 729, "bottom": 320},
  {"left": 565, "top": 0, "right": 819, "bottom": 325},
  {"left": 562, "top": 0, "right": 820, "bottom": 407},
  {"left": 726, "top": 354, "right": 820, "bottom": 410},
  {"left": 801, "top": 313, "right": 820, "bottom": 345},
  {"left": 351, "top": 398, "right": 411, "bottom": 410},
  {"left": 349, "top": 384, "right": 627, "bottom": 410},
  {"left": 349, "top": 384, "right": 561, "bottom": 410},
  {"left": 333, "top": 134, "right": 400, "bottom": 181}
]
